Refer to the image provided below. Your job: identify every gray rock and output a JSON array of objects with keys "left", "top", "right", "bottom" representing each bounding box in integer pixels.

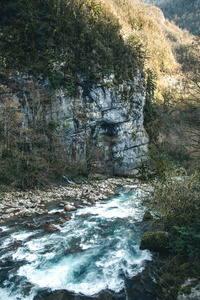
[
  {"left": 143, "top": 211, "right": 153, "bottom": 221},
  {"left": 64, "top": 205, "right": 77, "bottom": 212},
  {"left": 18, "top": 72, "right": 148, "bottom": 175},
  {"left": 140, "top": 231, "right": 170, "bottom": 253},
  {"left": 178, "top": 278, "right": 200, "bottom": 300},
  {"left": 34, "top": 288, "right": 126, "bottom": 300}
]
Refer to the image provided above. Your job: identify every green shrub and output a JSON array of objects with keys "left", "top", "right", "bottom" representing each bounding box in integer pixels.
[
  {"left": 144, "top": 171, "right": 200, "bottom": 259},
  {"left": 144, "top": 69, "right": 157, "bottom": 125},
  {"left": 0, "top": 0, "right": 145, "bottom": 88},
  {"left": 170, "top": 223, "right": 200, "bottom": 259},
  {"left": 148, "top": 145, "right": 175, "bottom": 179}
]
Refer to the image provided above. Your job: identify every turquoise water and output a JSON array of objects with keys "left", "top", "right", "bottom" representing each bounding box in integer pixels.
[{"left": 0, "top": 188, "right": 151, "bottom": 299}]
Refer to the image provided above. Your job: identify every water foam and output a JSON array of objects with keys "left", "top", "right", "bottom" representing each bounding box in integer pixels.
[
  {"left": 0, "top": 187, "right": 152, "bottom": 299},
  {"left": 11, "top": 231, "right": 36, "bottom": 241},
  {"left": 0, "top": 287, "right": 35, "bottom": 300}
]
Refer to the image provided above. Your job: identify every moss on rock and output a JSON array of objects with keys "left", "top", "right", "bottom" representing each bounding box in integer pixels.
[
  {"left": 140, "top": 231, "right": 170, "bottom": 253},
  {"left": 142, "top": 211, "right": 153, "bottom": 221}
]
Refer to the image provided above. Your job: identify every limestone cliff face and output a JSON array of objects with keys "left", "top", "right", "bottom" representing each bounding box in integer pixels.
[
  {"left": 51, "top": 72, "right": 148, "bottom": 175},
  {"left": 19, "top": 71, "right": 148, "bottom": 175}
]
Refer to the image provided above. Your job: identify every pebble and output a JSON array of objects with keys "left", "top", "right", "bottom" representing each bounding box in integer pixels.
[
  {"left": 64, "top": 205, "right": 77, "bottom": 212},
  {"left": 0, "top": 177, "right": 138, "bottom": 222}
]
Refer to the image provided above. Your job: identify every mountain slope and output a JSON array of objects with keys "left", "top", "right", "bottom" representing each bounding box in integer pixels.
[
  {"left": 140, "top": 0, "right": 200, "bottom": 35},
  {"left": 101, "top": 0, "right": 195, "bottom": 99},
  {"left": 0, "top": 0, "right": 145, "bottom": 89}
]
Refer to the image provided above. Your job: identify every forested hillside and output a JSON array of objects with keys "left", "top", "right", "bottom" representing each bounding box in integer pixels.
[
  {"left": 101, "top": 0, "right": 199, "bottom": 164},
  {"left": 0, "top": 0, "right": 147, "bottom": 187},
  {"left": 141, "top": 0, "right": 200, "bottom": 35},
  {"left": 0, "top": 0, "right": 144, "bottom": 88}
]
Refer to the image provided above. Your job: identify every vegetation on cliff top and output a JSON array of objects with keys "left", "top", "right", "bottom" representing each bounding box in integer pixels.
[{"left": 0, "top": 0, "right": 145, "bottom": 89}]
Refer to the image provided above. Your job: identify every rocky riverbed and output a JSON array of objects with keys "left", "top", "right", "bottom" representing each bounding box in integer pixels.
[
  {"left": 0, "top": 178, "right": 158, "bottom": 300},
  {"left": 1, "top": 178, "right": 198, "bottom": 300},
  {"left": 0, "top": 178, "right": 139, "bottom": 223}
]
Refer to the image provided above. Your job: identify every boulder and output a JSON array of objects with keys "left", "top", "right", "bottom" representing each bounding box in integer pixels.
[
  {"left": 142, "top": 211, "right": 153, "bottom": 221},
  {"left": 34, "top": 288, "right": 126, "bottom": 300},
  {"left": 64, "top": 205, "right": 77, "bottom": 212},
  {"left": 177, "top": 278, "right": 200, "bottom": 300},
  {"left": 125, "top": 270, "right": 157, "bottom": 300},
  {"left": 46, "top": 224, "right": 60, "bottom": 232},
  {"left": 140, "top": 231, "right": 170, "bottom": 253}
]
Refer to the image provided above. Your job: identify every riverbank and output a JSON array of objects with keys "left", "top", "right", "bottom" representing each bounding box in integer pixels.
[
  {"left": 0, "top": 177, "right": 139, "bottom": 223},
  {"left": 0, "top": 180, "right": 154, "bottom": 300},
  {"left": 1, "top": 176, "right": 199, "bottom": 300}
]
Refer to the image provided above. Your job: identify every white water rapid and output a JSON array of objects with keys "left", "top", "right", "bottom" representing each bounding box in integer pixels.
[{"left": 0, "top": 187, "right": 152, "bottom": 299}]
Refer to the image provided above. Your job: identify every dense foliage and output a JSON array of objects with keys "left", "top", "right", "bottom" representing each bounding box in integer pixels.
[
  {"left": 0, "top": 0, "right": 145, "bottom": 89},
  {"left": 0, "top": 82, "right": 68, "bottom": 188},
  {"left": 159, "top": 0, "right": 200, "bottom": 35},
  {"left": 0, "top": 0, "right": 147, "bottom": 188},
  {"left": 141, "top": 0, "right": 200, "bottom": 35}
]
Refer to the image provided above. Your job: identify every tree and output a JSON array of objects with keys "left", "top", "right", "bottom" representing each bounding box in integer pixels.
[
  {"left": 0, "top": 85, "right": 24, "bottom": 154},
  {"left": 183, "top": 37, "right": 200, "bottom": 159},
  {"left": 0, "top": 85, "right": 27, "bottom": 185}
]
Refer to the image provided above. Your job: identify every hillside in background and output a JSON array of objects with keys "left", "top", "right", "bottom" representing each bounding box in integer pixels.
[
  {"left": 140, "top": 0, "right": 200, "bottom": 35},
  {"left": 101, "top": 1, "right": 199, "bottom": 158},
  {"left": 0, "top": 0, "right": 145, "bottom": 89}
]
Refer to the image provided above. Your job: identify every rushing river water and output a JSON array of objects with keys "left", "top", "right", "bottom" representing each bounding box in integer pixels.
[{"left": 0, "top": 187, "right": 152, "bottom": 299}]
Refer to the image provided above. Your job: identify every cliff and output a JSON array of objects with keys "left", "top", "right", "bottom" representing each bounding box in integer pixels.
[
  {"left": 18, "top": 72, "right": 148, "bottom": 177},
  {"left": 0, "top": 0, "right": 150, "bottom": 186},
  {"left": 1, "top": 0, "right": 194, "bottom": 187}
]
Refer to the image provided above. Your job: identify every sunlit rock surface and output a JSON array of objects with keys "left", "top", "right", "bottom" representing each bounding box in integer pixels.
[
  {"left": 53, "top": 73, "right": 148, "bottom": 175},
  {"left": 18, "top": 72, "right": 148, "bottom": 175}
]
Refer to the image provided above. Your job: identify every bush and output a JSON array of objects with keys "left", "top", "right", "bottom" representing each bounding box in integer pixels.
[
  {"left": 170, "top": 223, "right": 200, "bottom": 259},
  {"left": 143, "top": 170, "right": 200, "bottom": 258}
]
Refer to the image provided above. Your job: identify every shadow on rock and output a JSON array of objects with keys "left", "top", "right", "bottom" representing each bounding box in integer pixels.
[{"left": 33, "top": 288, "right": 126, "bottom": 300}]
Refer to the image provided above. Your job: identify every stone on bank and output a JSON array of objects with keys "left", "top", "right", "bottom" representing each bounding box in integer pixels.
[{"left": 140, "top": 231, "right": 170, "bottom": 253}]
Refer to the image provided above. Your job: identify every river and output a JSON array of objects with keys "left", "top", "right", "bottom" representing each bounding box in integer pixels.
[{"left": 0, "top": 186, "right": 152, "bottom": 299}]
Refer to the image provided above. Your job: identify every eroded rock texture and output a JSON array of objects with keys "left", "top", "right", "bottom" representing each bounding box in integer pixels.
[{"left": 19, "top": 72, "right": 148, "bottom": 175}]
